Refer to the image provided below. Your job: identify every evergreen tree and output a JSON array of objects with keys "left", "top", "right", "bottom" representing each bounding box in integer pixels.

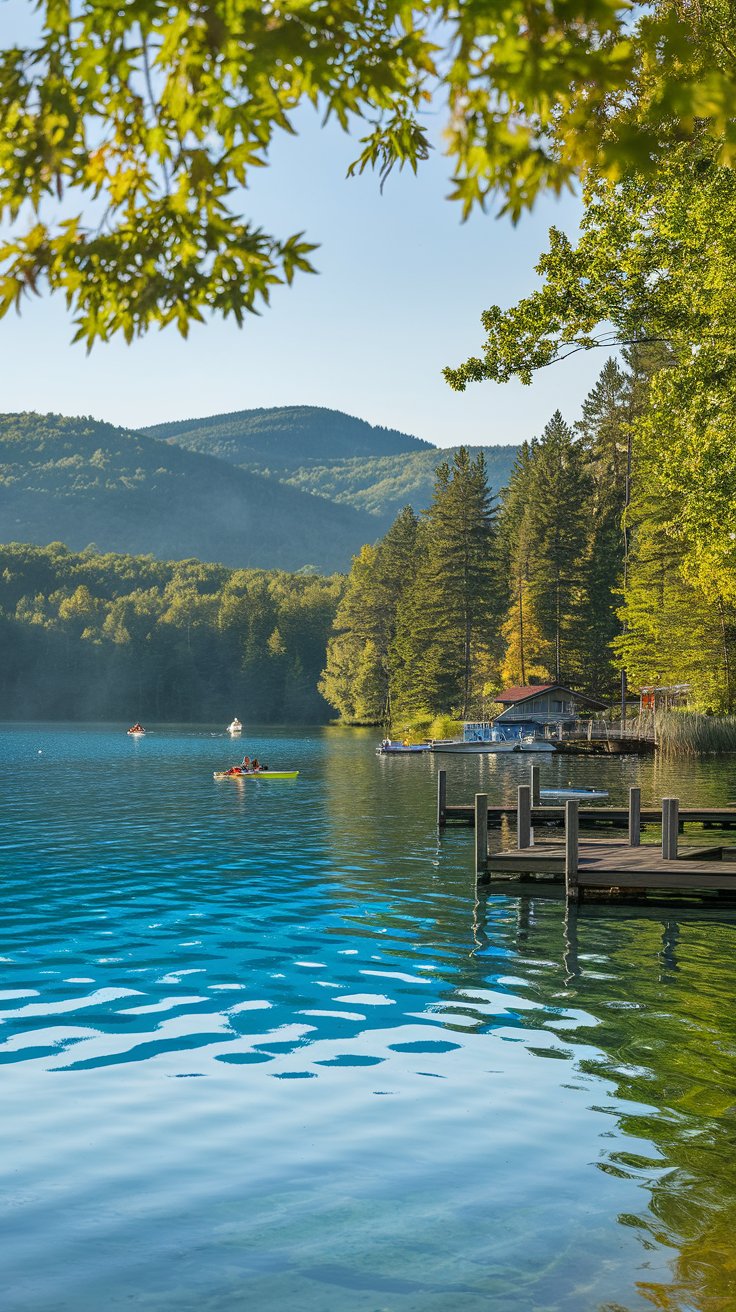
[
  {"left": 524, "top": 412, "right": 591, "bottom": 686},
  {"left": 320, "top": 507, "right": 419, "bottom": 722},
  {"left": 393, "top": 449, "right": 501, "bottom": 716}
]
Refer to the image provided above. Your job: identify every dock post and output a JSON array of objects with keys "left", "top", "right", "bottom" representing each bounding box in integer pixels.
[
  {"left": 662, "top": 799, "right": 671, "bottom": 858},
  {"left": 628, "top": 787, "right": 641, "bottom": 847},
  {"left": 662, "top": 798, "right": 679, "bottom": 860},
  {"left": 565, "top": 799, "right": 579, "bottom": 901},
  {"left": 517, "top": 785, "right": 531, "bottom": 849},
  {"left": 475, "top": 793, "right": 488, "bottom": 875},
  {"left": 530, "top": 764, "right": 540, "bottom": 808},
  {"left": 437, "top": 769, "right": 447, "bottom": 828}
]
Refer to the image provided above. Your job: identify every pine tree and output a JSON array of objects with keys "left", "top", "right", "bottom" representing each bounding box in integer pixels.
[
  {"left": 524, "top": 412, "right": 591, "bottom": 685},
  {"left": 393, "top": 448, "right": 501, "bottom": 716},
  {"left": 320, "top": 507, "right": 419, "bottom": 722}
]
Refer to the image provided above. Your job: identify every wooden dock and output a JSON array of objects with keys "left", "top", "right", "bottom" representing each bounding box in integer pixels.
[
  {"left": 485, "top": 838, "right": 736, "bottom": 901},
  {"left": 443, "top": 802, "right": 736, "bottom": 830},
  {"left": 436, "top": 767, "right": 736, "bottom": 905}
]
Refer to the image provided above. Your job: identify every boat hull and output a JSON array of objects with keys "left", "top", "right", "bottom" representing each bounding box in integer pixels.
[
  {"left": 431, "top": 741, "right": 519, "bottom": 753},
  {"left": 214, "top": 770, "right": 299, "bottom": 780}
]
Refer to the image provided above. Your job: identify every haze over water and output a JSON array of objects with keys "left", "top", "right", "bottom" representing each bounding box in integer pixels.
[{"left": 2, "top": 724, "right": 736, "bottom": 1311}]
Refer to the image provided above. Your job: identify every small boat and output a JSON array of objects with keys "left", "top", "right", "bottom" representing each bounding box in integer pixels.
[
  {"left": 540, "top": 786, "right": 609, "bottom": 800},
  {"left": 431, "top": 722, "right": 556, "bottom": 754},
  {"left": 214, "top": 768, "right": 299, "bottom": 780},
  {"left": 127, "top": 723, "right": 145, "bottom": 736},
  {"left": 376, "top": 740, "right": 430, "bottom": 755},
  {"left": 227, "top": 718, "right": 243, "bottom": 735}
]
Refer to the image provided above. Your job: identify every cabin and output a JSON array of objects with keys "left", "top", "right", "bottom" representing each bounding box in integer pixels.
[{"left": 492, "top": 683, "right": 607, "bottom": 734}]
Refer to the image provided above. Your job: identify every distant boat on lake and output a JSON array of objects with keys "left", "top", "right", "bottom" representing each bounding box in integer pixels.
[
  {"left": 127, "top": 723, "right": 145, "bottom": 736},
  {"left": 227, "top": 718, "right": 243, "bottom": 735}
]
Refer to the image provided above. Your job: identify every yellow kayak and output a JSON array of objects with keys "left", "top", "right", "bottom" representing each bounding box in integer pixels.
[{"left": 214, "top": 769, "right": 299, "bottom": 780}]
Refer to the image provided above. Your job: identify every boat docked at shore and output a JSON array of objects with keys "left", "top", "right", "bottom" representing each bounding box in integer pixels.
[
  {"left": 376, "top": 739, "right": 431, "bottom": 755},
  {"left": 430, "top": 722, "right": 556, "bottom": 754}
]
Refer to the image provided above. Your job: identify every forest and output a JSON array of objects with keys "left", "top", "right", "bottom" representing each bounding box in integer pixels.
[
  {"left": 322, "top": 348, "right": 736, "bottom": 724},
  {"left": 0, "top": 543, "right": 342, "bottom": 722}
]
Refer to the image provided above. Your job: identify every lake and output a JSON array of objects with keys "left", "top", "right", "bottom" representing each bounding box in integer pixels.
[{"left": 2, "top": 724, "right": 736, "bottom": 1311}]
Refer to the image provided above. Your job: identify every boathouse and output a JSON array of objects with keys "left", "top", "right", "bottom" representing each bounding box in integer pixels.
[{"left": 492, "top": 683, "right": 606, "bottom": 734}]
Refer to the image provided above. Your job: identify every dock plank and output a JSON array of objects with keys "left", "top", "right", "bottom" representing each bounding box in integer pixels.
[{"left": 446, "top": 804, "right": 736, "bottom": 829}]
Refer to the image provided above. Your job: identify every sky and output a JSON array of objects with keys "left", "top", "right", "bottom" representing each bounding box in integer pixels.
[{"left": 0, "top": 11, "right": 607, "bottom": 448}]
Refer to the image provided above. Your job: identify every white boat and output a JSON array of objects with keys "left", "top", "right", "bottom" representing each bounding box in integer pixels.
[
  {"left": 431, "top": 722, "right": 556, "bottom": 754},
  {"left": 376, "top": 739, "right": 430, "bottom": 755},
  {"left": 540, "top": 786, "right": 608, "bottom": 800},
  {"left": 227, "top": 718, "right": 243, "bottom": 736}
]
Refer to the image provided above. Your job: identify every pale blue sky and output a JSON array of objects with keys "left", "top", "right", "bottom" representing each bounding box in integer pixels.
[{"left": 0, "top": 7, "right": 606, "bottom": 447}]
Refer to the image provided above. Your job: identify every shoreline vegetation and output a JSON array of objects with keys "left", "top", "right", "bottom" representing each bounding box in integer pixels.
[{"left": 3, "top": 360, "right": 736, "bottom": 749}]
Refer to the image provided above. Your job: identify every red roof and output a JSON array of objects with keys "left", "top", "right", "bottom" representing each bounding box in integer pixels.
[
  {"left": 494, "top": 684, "right": 556, "bottom": 703},
  {"left": 493, "top": 683, "right": 606, "bottom": 709}
]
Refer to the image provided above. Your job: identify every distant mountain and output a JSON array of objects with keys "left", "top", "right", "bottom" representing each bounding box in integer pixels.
[
  {"left": 143, "top": 405, "right": 432, "bottom": 466},
  {"left": 143, "top": 406, "right": 518, "bottom": 524},
  {"left": 280, "top": 446, "right": 519, "bottom": 521},
  {"left": 0, "top": 412, "right": 384, "bottom": 572}
]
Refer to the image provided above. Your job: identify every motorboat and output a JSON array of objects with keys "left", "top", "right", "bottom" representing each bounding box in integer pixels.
[
  {"left": 214, "top": 768, "right": 298, "bottom": 780},
  {"left": 431, "top": 722, "right": 556, "bottom": 754},
  {"left": 127, "top": 723, "right": 145, "bottom": 736},
  {"left": 376, "top": 739, "right": 430, "bottom": 755},
  {"left": 227, "top": 718, "right": 243, "bottom": 735},
  {"left": 540, "top": 786, "right": 608, "bottom": 800}
]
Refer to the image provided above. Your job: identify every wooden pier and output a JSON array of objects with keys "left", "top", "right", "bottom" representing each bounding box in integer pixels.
[{"left": 436, "top": 768, "right": 736, "bottom": 905}]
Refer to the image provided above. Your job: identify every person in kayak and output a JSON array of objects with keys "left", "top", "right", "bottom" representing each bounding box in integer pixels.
[
  {"left": 251, "top": 757, "right": 261, "bottom": 771},
  {"left": 241, "top": 755, "right": 252, "bottom": 771}
]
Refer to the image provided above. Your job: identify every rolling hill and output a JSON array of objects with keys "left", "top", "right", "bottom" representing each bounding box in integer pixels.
[
  {"left": 0, "top": 412, "right": 385, "bottom": 572},
  {"left": 144, "top": 405, "right": 432, "bottom": 466},
  {"left": 143, "top": 406, "right": 518, "bottom": 523}
]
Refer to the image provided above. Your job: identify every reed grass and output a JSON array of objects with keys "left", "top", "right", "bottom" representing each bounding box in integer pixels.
[{"left": 655, "top": 711, "right": 736, "bottom": 756}]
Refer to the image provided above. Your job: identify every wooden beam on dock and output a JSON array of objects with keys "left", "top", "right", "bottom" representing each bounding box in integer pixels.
[
  {"left": 475, "top": 793, "right": 488, "bottom": 875},
  {"left": 517, "top": 785, "right": 531, "bottom": 849},
  {"left": 628, "top": 787, "right": 641, "bottom": 847},
  {"left": 662, "top": 797, "right": 679, "bottom": 860},
  {"left": 530, "top": 764, "right": 540, "bottom": 808},
  {"left": 444, "top": 803, "right": 736, "bottom": 830},
  {"left": 437, "top": 769, "right": 447, "bottom": 828},
  {"left": 565, "top": 799, "right": 579, "bottom": 902}
]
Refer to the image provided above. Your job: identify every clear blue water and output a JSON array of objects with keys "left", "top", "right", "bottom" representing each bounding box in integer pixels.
[{"left": 2, "top": 725, "right": 736, "bottom": 1311}]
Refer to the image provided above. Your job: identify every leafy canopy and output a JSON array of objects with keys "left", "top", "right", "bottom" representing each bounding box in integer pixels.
[{"left": 3, "top": 0, "right": 736, "bottom": 344}]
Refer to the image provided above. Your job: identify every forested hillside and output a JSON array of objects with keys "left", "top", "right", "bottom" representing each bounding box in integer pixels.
[
  {"left": 143, "top": 406, "right": 517, "bottom": 524},
  {"left": 0, "top": 412, "right": 381, "bottom": 572},
  {"left": 281, "top": 445, "right": 518, "bottom": 523},
  {"left": 144, "top": 406, "right": 431, "bottom": 465},
  {"left": 0, "top": 543, "right": 342, "bottom": 721}
]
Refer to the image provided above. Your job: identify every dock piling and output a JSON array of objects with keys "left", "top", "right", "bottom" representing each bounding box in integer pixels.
[
  {"left": 530, "top": 765, "right": 540, "bottom": 808},
  {"left": 437, "top": 769, "right": 447, "bottom": 828},
  {"left": 565, "top": 799, "right": 579, "bottom": 901},
  {"left": 662, "top": 797, "right": 679, "bottom": 860},
  {"left": 475, "top": 793, "right": 488, "bottom": 875},
  {"left": 628, "top": 787, "right": 641, "bottom": 847},
  {"left": 517, "top": 785, "right": 532, "bottom": 849}
]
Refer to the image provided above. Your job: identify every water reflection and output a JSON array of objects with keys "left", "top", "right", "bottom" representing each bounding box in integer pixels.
[{"left": 2, "top": 725, "right": 736, "bottom": 1310}]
